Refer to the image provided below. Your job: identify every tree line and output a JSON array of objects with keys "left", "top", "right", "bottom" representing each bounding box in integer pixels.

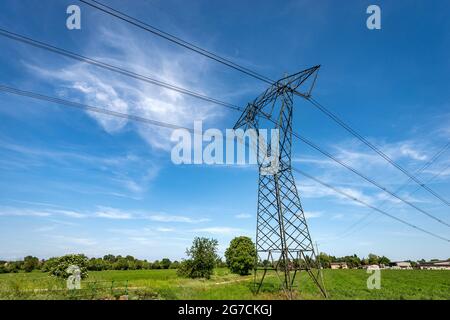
[
  {"left": 1, "top": 236, "right": 447, "bottom": 277},
  {"left": 0, "top": 254, "right": 228, "bottom": 274}
]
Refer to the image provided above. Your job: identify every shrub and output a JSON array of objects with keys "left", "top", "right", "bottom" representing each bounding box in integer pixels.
[{"left": 47, "top": 254, "right": 88, "bottom": 279}]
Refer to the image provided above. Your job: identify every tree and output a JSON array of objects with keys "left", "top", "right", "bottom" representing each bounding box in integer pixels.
[
  {"left": 224, "top": 236, "right": 256, "bottom": 275},
  {"left": 23, "top": 256, "right": 39, "bottom": 272},
  {"left": 368, "top": 253, "right": 379, "bottom": 265},
  {"left": 114, "top": 257, "right": 129, "bottom": 270},
  {"left": 170, "top": 261, "right": 180, "bottom": 269},
  {"left": 161, "top": 258, "right": 172, "bottom": 269},
  {"left": 103, "top": 254, "right": 116, "bottom": 263},
  {"left": 317, "top": 252, "right": 331, "bottom": 268},
  {"left": 177, "top": 237, "right": 218, "bottom": 279},
  {"left": 5, "top": 262, "right": 20, "bottom": 273},
  {"left": 151, "top": 260, "right": 161, "bottom": 269},
  {"left": 47, "top": 254, "right": 88, "bottom": 279},
  {"left": 378, "top": 256, "right": 390, "bottom": 265}
]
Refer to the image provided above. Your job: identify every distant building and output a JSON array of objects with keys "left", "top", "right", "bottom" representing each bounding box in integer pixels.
[
  {"left": 419, "top": 261, "right": 450, "bottom": 270},
  {"left": 365, "top": 264, "right": 380, "bottom": 270},
  {"left": 389, "top": 261, "right": 412, "bottom": 269},
  {"left": 330, "top": 262, "right": 348, "bottom": 269}
]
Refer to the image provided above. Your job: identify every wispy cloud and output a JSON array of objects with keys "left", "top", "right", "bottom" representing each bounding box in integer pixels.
[
  {"left": 0, "top": 206, "right": 52, "bottom": 217},
  {"left": 193, "top": 227, "right": 247, "bottom": 236},
  {"left": 95, "top": 206, "right": 133, "bottom": 220},
  {"left": 24, "top": 25, "right": 226, "bottom": 151},
  {"left": 235, "top": 213, "right": 252, "bottom": 219},
  {"left": 49, "top": 235, "right": 97, "bottom": 247},
  {"left": 156, "top": 227, "right": 175, "bottom": 232},
  {"left": 148, "top": 214, "right": 210, "bottom": 224},
  {"left": 304, "top": 211, "right": 322, "bottom": 219}
]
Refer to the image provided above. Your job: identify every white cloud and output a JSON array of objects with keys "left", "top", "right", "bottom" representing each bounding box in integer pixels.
[
  {"left": 95, "top": 206, "right": 133, "bottom": 220},
  {"left": 399, "top": 144, "right": 427, "bottom": 161},
  {"left": 156, "top": 227, "right": 175, "bottom": 232},
  {"left": 148, "top": 214, "right": 209, "bottom": 224},
  {"left": 0, "top": 207, "right": 52, "bottom": 217},
  {"left": 24, "top": 25, "right": 225, "bottom": 151},
  {"left": 235, "top": 213, "right": 252, "bottom": 219},
  {"left": 331, "top": 213, "right": 344, "bottom": 220},
  {"left": 34, "top": 225, "right": 57, "bottom": 232},
  {"left": 298, "top": 182, "right": 375, "bottom": 206},
  {"left": 54, "top": 210, "right": 87, "bottom": 219},
  {"left": 193, "top": 227, "right": 246, "bottom": 235},
  {"left": 50, "top": 235, "right": 97, "bottom": 247},
  {"left": 303, "top": 211, "right": 322, "bottom": 219},
  {"left": 0, "top": 140, "right": 158, "bottom": 195}
]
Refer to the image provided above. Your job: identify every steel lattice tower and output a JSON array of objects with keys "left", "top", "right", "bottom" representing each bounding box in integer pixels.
[{"left": 234, "top": 66, "right": 327, "bottom": 298}]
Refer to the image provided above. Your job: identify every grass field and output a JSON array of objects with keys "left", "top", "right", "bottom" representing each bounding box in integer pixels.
[{"left": 0, "top": 268, "right": 448, "bottom": 300}]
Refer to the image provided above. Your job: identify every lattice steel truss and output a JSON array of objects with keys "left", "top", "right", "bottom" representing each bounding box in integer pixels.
[{"left": 234, "top": 66, "right": 327, "bottom": 299}]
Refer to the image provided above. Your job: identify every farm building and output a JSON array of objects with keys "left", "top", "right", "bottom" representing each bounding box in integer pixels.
[
  {"left": 389, "top": 261, "right": 412, "bottom": 269},
  {"left": 419, "top": 261, "right": 450, "bottom": 270},
  {"left": 330, "top": 262, "right": 348, "bottom": 269}
]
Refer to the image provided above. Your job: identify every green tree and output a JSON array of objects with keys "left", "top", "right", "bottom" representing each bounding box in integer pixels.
[
  {"left": 378, "top": 256, "right": 390, "bottom": 265},
  {"left": 151, "top": 260, "right": 161, "bottom": 269},
  {"left": 114, "top": 257, "right": 129, "bottom": 270},
  {"left": 224, "top": 236, "right": 256, "bottom": 275},
  {"left": 368, "top": 253, "right": 379, "bottom": 265},
  {"left": 170, "top": 261, "right": 180, "bottom": 269},
  {"left": 48, "top": 254, "right": 88, "bottom": 279},
  {"left": 177, "top": 237, "right": 218, "bottom": 279},
  {"left": 317, "top": 252, "right": 331, "bottom": 268},
  {"left": 23, "top": 256, "right": 39, "bottom": 272},
  {"left": 142, "top": 261, "right": 151, "bottom": 269},
  {"left": 103, "top": 254, "right": 116, "bottom": 263},
  {"left": 161, "top": 258, "right": 172, "bottom": 269},
  {"left": 5, "top": 262, "right": 20, "bottom": 273}
]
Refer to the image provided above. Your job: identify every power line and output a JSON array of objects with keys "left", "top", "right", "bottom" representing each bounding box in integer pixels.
[
  {"left": 336, "top": 141, "right": 450, "bottom": 240},
  {"left": 288, "top": 128, "right": 450, "bottom": 228},
  {"left": 78, "top": 0, "right": 450, "bottom": 207},
  {"left": 0, "top": 28, "right": 242, "bottom": 113},
  {"left": 307, "top": 97, "right": 450, "bottom": 207},
  {"left": 0, "top": 84, "right": 195, "bottom": 132},
  {"left": 292, "top": 167, "right": 449, "bottom": 243},
  {"left": 344, "top": 151, "right": 450, "bottom": 239},
  {"left": 1, "top": 27, "right": 447, "bottom": 227},
  {"left": 78, "top": 0, "right": 275, "bottom": 85},
  {"left": 0, "top": 84, "right": 448, "bottom": 243}
]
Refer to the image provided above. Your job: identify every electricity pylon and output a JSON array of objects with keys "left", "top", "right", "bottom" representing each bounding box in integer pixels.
[{"left": 234, "top": 66, "right": 327, "bottom": 299}]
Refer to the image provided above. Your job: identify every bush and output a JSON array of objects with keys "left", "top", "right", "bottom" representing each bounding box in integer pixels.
[
  {"left": 225, "top": 236, "right": 256, "bottom": 275},
  {"left": 47, "top": 254, "right": 89, "bottom": 279},
  {"left": 177, "top": 237, "right": 218, "bottom": 279}
]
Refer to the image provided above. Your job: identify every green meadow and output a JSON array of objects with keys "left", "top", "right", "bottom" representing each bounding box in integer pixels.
[{"left": 0, "top": 269, "right": 448, "bottom": 300}]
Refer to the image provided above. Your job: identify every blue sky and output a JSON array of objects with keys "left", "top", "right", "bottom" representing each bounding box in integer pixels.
[{"left": 0, "top": 0, "right": 449, "bottom": 261}]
